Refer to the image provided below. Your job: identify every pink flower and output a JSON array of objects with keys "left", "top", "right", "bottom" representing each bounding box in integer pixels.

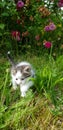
[
  {"left": 60, "top": 0, "right": 63, "bottom": 3},
  {"left": 11, "top": 31, "right": 20, "bottom": 41},
  {"left": 43, "top": 41, "right": 52, "bottom": 48},
  {"left": 17, "top": 0, "right": 24, "bottom": 10},
  {"left": 58, "top": 0, "right": 63, "bottom": 7},
  {"left": 35, "top": 35, "right": 40, "bottom": 41},
  {"left": 58, "top": 2, "right": 63, "bottom": 7},
  {"left": 44, "top": 23, "right": 56, "bottom": 32}
]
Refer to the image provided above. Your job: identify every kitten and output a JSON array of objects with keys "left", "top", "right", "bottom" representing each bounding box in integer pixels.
[{"left": 7, "top": 51, "right": 35, "bottom": 97}]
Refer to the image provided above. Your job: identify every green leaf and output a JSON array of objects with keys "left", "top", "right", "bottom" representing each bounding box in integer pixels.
[
  {"left": 0, "top": 1, "right": 6, "bottom": 8},
  {"left": 1, "top": 12, "right": 9, "bottom": 17},
  {"left": 0, "top": 24, "right": 5, "bottom": 30},
  {"left": 0, "top": 32, "right": 2, "bottom": 36}
]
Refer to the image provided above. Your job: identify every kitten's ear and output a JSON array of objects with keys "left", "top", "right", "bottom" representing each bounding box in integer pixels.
[
  {"left": 12, "top": 69, "right": 17, "bottom": 75},
  {"left": 24, "top": 65, "right": 31, "bottom": 74}
]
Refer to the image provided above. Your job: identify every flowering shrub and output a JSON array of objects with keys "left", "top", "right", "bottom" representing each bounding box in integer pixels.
[{"left": 0, "top": 0, "right": 63, "bottom": 54}]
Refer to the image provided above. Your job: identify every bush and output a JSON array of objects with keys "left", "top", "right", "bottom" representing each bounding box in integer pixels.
[{"left": 0, "top": 0, "right": 63, "bottom": 55}]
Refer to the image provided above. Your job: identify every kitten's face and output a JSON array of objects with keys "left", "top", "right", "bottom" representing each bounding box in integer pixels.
[{"left": 11, "top": 65, "right": 31, "bottom": 85}]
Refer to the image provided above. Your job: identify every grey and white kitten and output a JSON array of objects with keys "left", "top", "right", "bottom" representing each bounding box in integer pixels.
[{"left": 7, "top": 52, "right": 35, "bottom": 97}]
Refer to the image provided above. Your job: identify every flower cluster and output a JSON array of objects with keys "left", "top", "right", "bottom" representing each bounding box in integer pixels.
[
  {"left": 44, "top": 22, "right": 56, "bottom": 32},
  {"left": 11, "top": 31, "right": 20, "bottom": 41},
  {"left": 58, "top": 0, "right": 63, "bottom": 7},
  {"left": 16, "top": 0, "right": 24, "bottom": 10},
  {"left": 43, "top": 40, "right": 52, "bottom": 48},
  {"left": 38, "top": 6, "right": 51, "bottom": 17}
]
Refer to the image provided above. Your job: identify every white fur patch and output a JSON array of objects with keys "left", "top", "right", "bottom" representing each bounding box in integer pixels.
[
  {"left": 20, "top": 81, "right": 34, "bottom": 97},
  {"left": 12, "top": 71, "right": 22, "bottom": 85}
]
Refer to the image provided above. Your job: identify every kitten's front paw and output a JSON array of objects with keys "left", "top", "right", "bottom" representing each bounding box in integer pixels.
[
  {"left": 21, "top": 92, "right": 26, "bottom": 97},
  {"left": 13, "top": 86, "right": 17, "bottom": 90}
]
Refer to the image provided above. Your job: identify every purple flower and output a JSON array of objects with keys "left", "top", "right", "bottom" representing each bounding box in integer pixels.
[
  {"left": 17, "top": 0, "right": 24, "bottom": 10},
  {"left": 49, "top": 23, "right": 56, "bottom": 31},
  {"left": 44, "top": 23, "right": 56, "bottom": 32},
  {"left": 44, "top": 26, "right": 50, "bottom": 31}
]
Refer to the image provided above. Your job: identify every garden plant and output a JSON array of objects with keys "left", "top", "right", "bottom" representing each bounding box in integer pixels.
[{"left": 0, "top": 0, "right": 63, "bottom": 129}]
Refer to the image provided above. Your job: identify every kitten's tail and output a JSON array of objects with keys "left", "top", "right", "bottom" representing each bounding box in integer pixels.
[{"left": 7, "top": 51, "right": 15, "bottom": 66}]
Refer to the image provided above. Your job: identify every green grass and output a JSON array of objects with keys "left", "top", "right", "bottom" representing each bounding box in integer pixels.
[{"left": 0, "top": 54, "right": 63, "bottom": 130}]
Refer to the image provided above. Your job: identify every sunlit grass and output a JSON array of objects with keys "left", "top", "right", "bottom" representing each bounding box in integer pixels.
[{"left": 0, "top": 54, "right": 63, "bottom": 130}]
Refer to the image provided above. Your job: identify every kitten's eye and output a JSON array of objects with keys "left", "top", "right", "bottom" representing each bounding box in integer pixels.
[
  {"left": 16, "top": 78, "right": 18, "bottom": 80},
  {"left": 21, "top": 78, "right": 24, "bottom": 80}
]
